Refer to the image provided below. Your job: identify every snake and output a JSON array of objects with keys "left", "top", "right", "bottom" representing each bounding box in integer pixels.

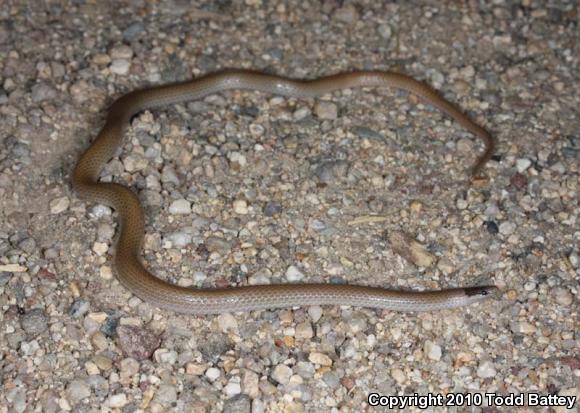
[{"left": 73, "top": 70, "right": 498, "bottom": 314}]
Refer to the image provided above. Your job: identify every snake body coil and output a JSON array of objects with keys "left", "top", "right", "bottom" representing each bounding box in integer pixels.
[{"left": 73, "top": 70, "right": 497, "bottom": 314}]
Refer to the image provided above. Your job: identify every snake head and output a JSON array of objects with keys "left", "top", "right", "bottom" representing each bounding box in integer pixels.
[{"left": 465, "top": 285, "right": 500, "bottom": 300}]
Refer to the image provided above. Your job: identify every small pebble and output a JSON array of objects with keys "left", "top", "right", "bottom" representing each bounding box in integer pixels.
[
  {"left": 307, "top": 306, "right": 323, "bottom": 323},
  {"left": 511, "top": 321, "right": 537, "bottom": 335},
  {"left": 205, "top": 367, "right": 221, "bottom": 382},
  {"left": 218, "top": 313, "right": 238, "bottom": 333},
  {"left": 242, "top": 370, "right": 259, "bottom": 398},
  {"left": 233, "top": 199, "right": 249, "bottom": 214},
  {"left": 108, "top": 394, "right": 127, "bottom": 408},
  {"left": 390, "top": 368, "right": 406, "bottom": 384},
  {"left": 110, "top": 59, "right": 131, "bottom": 75},
  {"left": 117, "top": 326, "right": 160, "bottom": 361},
  {"left": 204, "top": 236, "right": 232, "bottom": 254},
  {"left": 224, "top": 378, "right": 242, "bottom": 397},
  {"left": 553, "top": 287, "right": 573, "bottom": 306},
  {"left": 92, "top": 242, "right": 108, "bottom": 256},
  {"left": 153, "top": 384, "right": 177, "bottom": 407},
  {"left": 295, "top": 321, "right": 314, "bottom": 339},
  {"left": 477, "top": 361, "right": 497, "bottom": 378},
  {"left": 510, "top": 173, "right": 528, "bottom": 190},
  {"left": 66, "top": 379, "right": 91, "bottom": 403},
  {"left": 168, "top": 199, "right": 191, "bottom": 214},
  {"left": 308, "top": 352, "right": 332, "bottom": 366},
  {"left": 516, "top": 158, "right": 532, "bottom": 173},
  {"left": 20, "top": 309, "right": 48, "bottom": 337},
  {"left": 271, "top": 364, "right": 293, "bottom": 385},
  {"left": 424, "top": 340, "right": 442, "bottom": 361},
  {"left": 498, "top": 221, "right": 516, "bottom": 236},
  {"left": 165, "top": 231, "right": 192, "bottom": 248},
  {"left": 31, "top": 83, "right": 57, "bottom": 102},
  {"left": 333, "top": 4, "right": 359, "bottom": 24},
  {"left": 314, "top": 101, "right": 338, "bottom": 120},
  {"left": 49, "top": 196, "right": 69, "bottom": 214},
  {"left": 286, "top": 265, "right": 305, "bottom": 281},
  {"left": 223, "top": 394, "right": 251, "bottom": 413}
]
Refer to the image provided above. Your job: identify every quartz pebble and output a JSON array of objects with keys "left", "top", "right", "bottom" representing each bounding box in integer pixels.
[
  {"left": 205, "top": 367, "right": 221, "bottom": 382},
  {"left": 169, "top": 199, "right": 191, "bottom": 214},
  {"left": 108, "top": 394, "right": 128, "bottom": 408},
  {"left": 424, "top": 340, "right": 442, "bottom": 361},
  {"left": 516, "top": 158, "right": 532, "bottom": 173},
  {"left": 49, "top": 196, "right": 69, "bottom": 214},
  {"left": 286, "top": 265, "right": 305, "bottom": 281},
  {"left": 477, "top": 361, "right": 497, "bottom": 378},
  {"left": 233, "top": 199, "right": 249, "bottom": 214},
  {"left": 309, "top": 352, "right": 332, "bottom": 366},
  {"left": 271, "top": 364, "right": 293, "bottom": 385},
  {"left": 390, "top": 368, "right": 406, "bottom": 384}
]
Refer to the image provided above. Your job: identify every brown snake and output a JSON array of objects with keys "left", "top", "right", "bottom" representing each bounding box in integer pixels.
[{"left": 73, "top": 70, "right": 498, "bottom": 314}]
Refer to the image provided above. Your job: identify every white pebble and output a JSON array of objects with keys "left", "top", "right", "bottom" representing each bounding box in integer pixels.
[
  {"left": 307, "top": 306, "right": 323, "bottom": 323},
  {"left": 205, "top": 367, "right": 221, "bottom": 382},
  {"left": 524, "top": 281, "right": 536, "bottom": 291},
  {"left": 165, "top": 232, "right": 192, "bottom": 248},
  {"left": 92, "top": 242, "right": 108, "bottom": 256},
  {"left": 50, "top": 196, "right": 69, "bottom": 214},
  {"left": 293, "top": 107, "right": 311, "bottom": 120},
  {"left": 424, "top": 340, "right": 442, "bottom": 361},
  {"left": 233, "top": 199, "right": 249, "bottom": 214},
  {"left": 286, "top": 265, "right": 305, "bottom": 281},
  {"left": 99, "top": 266, "right": 113, "bottom": 280},
  {"left": 108, "top": 394, "right": 128, "bottom": 408},
  {"left": 169, "top": 199, "right": 191, "bottom": 215},
  {"left": 308, "top": 352, "right": 332, "bottom": 366},
  {"left": 0, "top": 264, "right": 27, "bottom": 272},
  {"left": 498, "top": 221, "right": 516, "bottom": 236},
  {"left": 110, "top": 59, "right": 131, "bottom": 75},
  {"left": 390, "top": 367, "right": 407, "bottom": 384},
  {"left": 224, "top": 379, "right": 241, "bottom": 397},
  {"left": 516, "top": 158, "right": 532, "bottom": 173},
  {"left": 154, "top": 349, "right": 178, "bottom": 364},
  {"left": 217, "top": 313, "right": 238, "bottom": 333},
  {"left": 271, "top": 365, "right": 292, "bottom": 385},
  {"left": 193, "top": 271, "right": 207, "bottom": 283},
  {"left": 477, "top": 360, "right": 497, "bottom": 378},
  {"left": 122, "top": 154, "right": 147, "bottom": 172}
]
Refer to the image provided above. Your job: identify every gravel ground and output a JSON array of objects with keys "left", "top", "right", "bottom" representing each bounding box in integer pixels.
[{"left": 0, "top": 1, "right": 578, "bottom": 412}]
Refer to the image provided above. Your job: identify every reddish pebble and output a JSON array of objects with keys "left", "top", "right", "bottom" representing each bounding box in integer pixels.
[
  {"left": 510, "top": 172, "right": 528, "bottom": 190},
  {"left": 340, "top": 376, "right": 355, "bottom": 390}
]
